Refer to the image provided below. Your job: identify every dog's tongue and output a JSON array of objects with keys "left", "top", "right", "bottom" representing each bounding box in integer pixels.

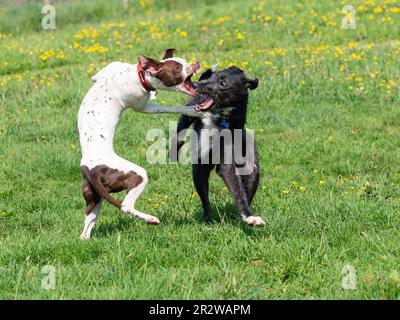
[{"left": 196, "top": 99, "right": 214, "bottom": 111}]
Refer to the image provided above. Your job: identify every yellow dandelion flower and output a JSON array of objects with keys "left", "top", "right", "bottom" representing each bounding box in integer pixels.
[
  {"left": 236, "top": 32, "right": 245, "bottom": 40},
  {"left": 309, "top": 24, "right": 316, "bottom": 35}
]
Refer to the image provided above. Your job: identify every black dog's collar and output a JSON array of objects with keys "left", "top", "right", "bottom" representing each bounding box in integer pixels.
[
  {"left": 217, "top": 118, "right": 230, "bottom": 129},
  {"left": 215, "top": 108, "right": 236, "bottom": 129}
]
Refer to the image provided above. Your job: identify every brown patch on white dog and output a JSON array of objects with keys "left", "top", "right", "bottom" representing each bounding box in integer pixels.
[
  {"left": 80, "top": 165, "right": 160, "bottom": 240},
  {"left": 81, "top": 165, "right": 144, "bottom": 210}
]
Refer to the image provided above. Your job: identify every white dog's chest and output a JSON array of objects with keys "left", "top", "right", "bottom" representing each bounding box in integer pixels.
[{"left": 78, "top": 62, "right": 150, "bottom": 168}]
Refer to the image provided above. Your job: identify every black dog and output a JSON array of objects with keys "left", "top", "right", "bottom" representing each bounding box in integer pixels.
[{"left": 170, "top": 66, "right": 265, "bottom": 227}]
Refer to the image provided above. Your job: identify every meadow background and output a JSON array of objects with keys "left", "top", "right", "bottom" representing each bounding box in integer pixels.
[{"left": 0, "top": 0, "right": 399, "bottom": 299}]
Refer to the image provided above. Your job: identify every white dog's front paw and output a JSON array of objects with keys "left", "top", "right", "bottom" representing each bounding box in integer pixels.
[
  {"left": 80, "top": 233, "right": 91, "bottom": 240},
  {"left": 145, "top": 215, "right": 160, "bottom": 225},
  {"left": 244, "top": 216, "right": 266, "bottom": 227}
]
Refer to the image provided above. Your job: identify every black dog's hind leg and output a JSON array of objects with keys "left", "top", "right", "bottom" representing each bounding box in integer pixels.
[
  {"left": 216, "top": 163, "right": 265, "bottom": 227},
  {"left": 170, "top": 115, "right": 195, "bottom": 162},
  {"left": 192, "top": 163, "right": 215, "bottom": 222}
]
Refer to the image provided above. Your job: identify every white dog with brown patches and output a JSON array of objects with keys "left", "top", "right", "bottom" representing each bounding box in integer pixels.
[{"left": 78, "top": 49, "right": 201, "bottom": 239}]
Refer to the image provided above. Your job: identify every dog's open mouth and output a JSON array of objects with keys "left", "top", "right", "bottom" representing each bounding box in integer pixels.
[
  {"left": 183, "top": 75, "right": 197, "bottom": 96},
  {"left": 196, "top": 98, "right": 214, "bottom": 111}
]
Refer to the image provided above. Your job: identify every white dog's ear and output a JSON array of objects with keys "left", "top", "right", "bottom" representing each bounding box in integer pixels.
[
  {"left": 162, "top": 48, "right": 179, "bottom": 60},
  {"left": 138, "top": 56, "right": 163, "bottom": 75}
]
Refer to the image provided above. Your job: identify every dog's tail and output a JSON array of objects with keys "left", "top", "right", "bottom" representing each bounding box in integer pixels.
[{"left": 81, "top": 166, "right": 122, "bottom": 210}]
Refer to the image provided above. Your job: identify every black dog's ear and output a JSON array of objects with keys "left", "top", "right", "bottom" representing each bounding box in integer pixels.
[
  {"left": 162, "top": 48, "right": 179, "bottom": 60},
  {"left": 245, "top": 79, "right": 258, "bottom": 90},
  {"left": 199, "top": 69, "right": 214, "bottom": 81}
]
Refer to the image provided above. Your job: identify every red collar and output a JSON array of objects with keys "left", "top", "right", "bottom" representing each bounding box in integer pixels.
[{"left": 137, "top": 63, "right": 156, "bottom": 92}]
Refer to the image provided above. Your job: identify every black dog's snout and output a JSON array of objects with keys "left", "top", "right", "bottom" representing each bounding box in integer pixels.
[{"left": 195, "top": 80, "right": 212, "bottom": 94}]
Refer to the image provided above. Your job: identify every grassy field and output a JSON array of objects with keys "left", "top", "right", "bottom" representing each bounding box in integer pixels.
[{"left": 0, "top": 0, "right": 399, "bottom": 299}]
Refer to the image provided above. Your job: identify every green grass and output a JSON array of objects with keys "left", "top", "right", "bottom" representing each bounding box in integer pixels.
[{"left": 0, "top": 0, "right": 399, "bottom": 299}]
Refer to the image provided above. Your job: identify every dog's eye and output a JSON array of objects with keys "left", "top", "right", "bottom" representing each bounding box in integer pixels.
[{"left": 219, "top": 79, "right": 227, "bottom": 86}]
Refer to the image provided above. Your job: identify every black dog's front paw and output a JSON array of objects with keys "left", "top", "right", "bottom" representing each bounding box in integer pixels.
[{"left": 243, "top": 215, "right": 266, "bottom": 227}]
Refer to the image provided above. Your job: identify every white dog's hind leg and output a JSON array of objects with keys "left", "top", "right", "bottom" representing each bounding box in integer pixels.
[
  {"left": 80, "top": 200, "right": 103, "bottom": 240},
  {"left": 120, "top": 170, "right": 160, "bottom": 224}
]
